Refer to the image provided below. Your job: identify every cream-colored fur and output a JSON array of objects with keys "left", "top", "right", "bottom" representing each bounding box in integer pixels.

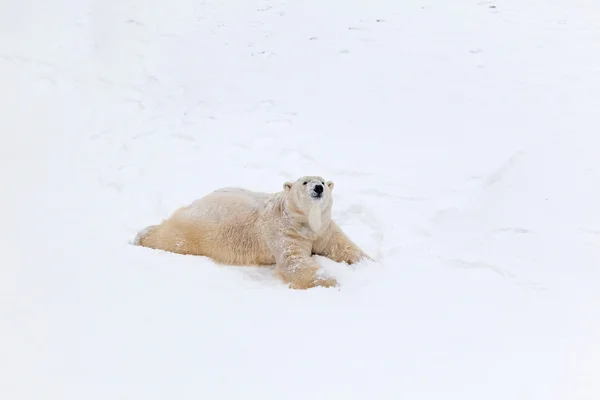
[{"left": 134, "top": 176, "right": 372, "bottom": 289}]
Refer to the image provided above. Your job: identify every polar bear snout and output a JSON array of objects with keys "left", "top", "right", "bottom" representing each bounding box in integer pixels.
[
  {"left": 311, "top": 184, "right": 324, "bottom": 199},
  {"left": 306, "top": 180, "right": 325, "bottom": 199}
]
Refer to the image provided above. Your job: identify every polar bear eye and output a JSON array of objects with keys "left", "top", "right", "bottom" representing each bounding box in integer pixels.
[{"left": 303, "top": 181, "right": 308, "bottom": 185}]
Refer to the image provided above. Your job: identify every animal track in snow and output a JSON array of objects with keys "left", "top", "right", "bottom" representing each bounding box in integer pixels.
[
  {"left": 169, "top": 133, "right": 195, "bottom": 142},
  {"left": 494, "top": 227, "right": 535, "bottom": 235},
  {"left": 265, "top": 114, "right": 295, "bottom": 125},
  {"left": 132, "top": 131, "right": 157, "bottom": 140}
]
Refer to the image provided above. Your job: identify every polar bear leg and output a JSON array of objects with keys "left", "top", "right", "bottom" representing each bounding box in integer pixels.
[
  {"left": 134, "top": 219, "right": 205, "bottom": 256},
  {"left": 314, "top": 222, "right": 372, "bottom": 265},
  {"left": 274, "top": 241, "right": 337, "bottom": 290}
]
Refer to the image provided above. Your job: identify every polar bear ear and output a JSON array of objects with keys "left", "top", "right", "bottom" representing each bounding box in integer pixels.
[
  {"left": 326, "top": 181, "right": 334, "bottom": 191},
  {"left": 283, "top": 182, "right": 293, "bottom": 191}
]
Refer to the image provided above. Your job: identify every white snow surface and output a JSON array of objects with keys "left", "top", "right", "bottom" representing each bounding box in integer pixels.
[{"left": 2, "top": 0, "right": 600, "bottom": 399}]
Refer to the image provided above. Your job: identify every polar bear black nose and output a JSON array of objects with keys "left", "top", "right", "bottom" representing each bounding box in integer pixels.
[{"left": 314, "top": 184, "right": 323, "bottom": 194}]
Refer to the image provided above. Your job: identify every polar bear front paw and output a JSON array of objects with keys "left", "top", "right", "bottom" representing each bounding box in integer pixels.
[
  {"left": 345, "top": 250, "right": 374, "bottom": 265},
  {"left": 277, "top": 265, "right": 338, "bottom": 290},
  {"left": 288, "top": 276, "right": 338, "bottom": 290}
]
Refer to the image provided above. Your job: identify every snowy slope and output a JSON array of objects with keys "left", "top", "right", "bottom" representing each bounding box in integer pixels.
[{"left": 2, "top": 0, "right": 599, "bottom": 399}]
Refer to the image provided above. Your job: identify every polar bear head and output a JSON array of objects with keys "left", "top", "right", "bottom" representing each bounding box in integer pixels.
[{"left": 283, "top": 176, "right": 335, "bottom": 232}]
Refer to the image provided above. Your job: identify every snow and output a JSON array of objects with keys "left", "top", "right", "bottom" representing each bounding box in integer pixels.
[{"left": 2, "top": 0, "right": 599, "bottom": 399}]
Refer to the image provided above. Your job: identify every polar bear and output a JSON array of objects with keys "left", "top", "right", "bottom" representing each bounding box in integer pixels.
[{"left": 133, "top": 175, "right": 372, "bottom": 289}]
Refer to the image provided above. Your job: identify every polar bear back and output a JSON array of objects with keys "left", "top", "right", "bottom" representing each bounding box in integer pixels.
[
  {"left": 155, "top": 187, "right": 277, "bottom": 265},
  {"left": 175, "top": 187, "right": 269, "bottom": 223}
]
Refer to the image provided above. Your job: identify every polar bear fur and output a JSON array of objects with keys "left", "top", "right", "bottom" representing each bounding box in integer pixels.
[{"left": 133, "top": 175, "right": 372, "bottom": 289}]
